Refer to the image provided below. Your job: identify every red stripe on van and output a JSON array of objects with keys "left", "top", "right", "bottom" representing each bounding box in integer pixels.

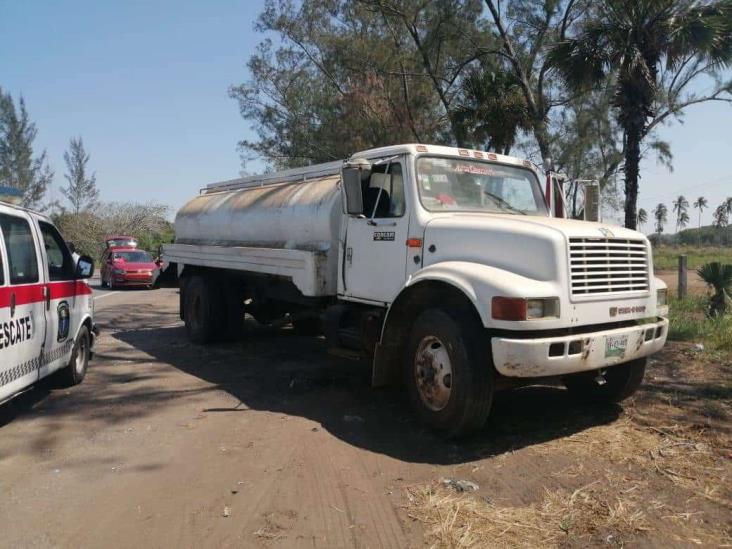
[{"left": 0, "top": 281, "right": 92, "bottom": 308}]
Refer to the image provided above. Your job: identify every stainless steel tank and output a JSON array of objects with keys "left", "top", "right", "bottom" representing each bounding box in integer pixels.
[{"left": 174, "top": 175, "right": 342, "bottom": 252}]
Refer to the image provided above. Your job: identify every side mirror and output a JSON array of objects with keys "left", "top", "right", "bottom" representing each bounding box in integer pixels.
[
  {"left": 342, "top": 167, "right": 364, "bottom": 215},
  {"left": 76, "top": 255, "right": 94, "bottom": 279}
]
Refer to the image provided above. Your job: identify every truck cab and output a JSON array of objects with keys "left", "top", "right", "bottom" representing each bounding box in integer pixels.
[
  {"left": 0, "top": 189, "right": 97, "bottom": 404},
  {"left": 166, "top": 144, "right": 668, "bottom": 437}
]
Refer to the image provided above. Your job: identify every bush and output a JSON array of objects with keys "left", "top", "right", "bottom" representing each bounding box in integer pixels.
[{"left": 668, "top": 295, "right": 732, "bottom": 351}]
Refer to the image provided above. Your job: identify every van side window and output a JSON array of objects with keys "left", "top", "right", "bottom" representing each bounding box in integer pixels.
[
  {"left": 363, "top": 162, "right": 405, "bottom": 218},
  {"left": 39, "top": 221, "right": 75, "bottom": 281},
  {"left": 0, "top": 214, "right": 39, "bottom": 285}
]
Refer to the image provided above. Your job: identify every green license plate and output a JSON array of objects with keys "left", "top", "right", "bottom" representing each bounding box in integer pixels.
[{"left": 605, "top": 335, "right": 628, "bottom": 358}]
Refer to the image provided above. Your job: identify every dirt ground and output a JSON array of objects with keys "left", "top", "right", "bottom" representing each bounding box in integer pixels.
[
  {"left": 656, "top": 269, "right": 708, "bottom": 296},
  {"left": 0, "top": 288, "right": 729, "bottom": 548}
]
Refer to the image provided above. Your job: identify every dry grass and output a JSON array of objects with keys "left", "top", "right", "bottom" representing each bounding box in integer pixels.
[
  {"left": 405, "top": 479, "right": 648, "bottom": 547},
  {"left": 405, "top": 346, "right": 732, "bottom": 547}
]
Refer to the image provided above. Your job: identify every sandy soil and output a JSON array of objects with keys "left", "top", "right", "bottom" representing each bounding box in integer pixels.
[
  {"left": 656, "top": 269, "right": 708, "bottom": 296},
  {"left": 0, "top": 288, "right": 728, "bottom": 547}
]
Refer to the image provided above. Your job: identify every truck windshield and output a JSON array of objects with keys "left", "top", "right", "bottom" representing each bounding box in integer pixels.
[{"left": 416, "top": 157, "right": 548, "bottom": 215}]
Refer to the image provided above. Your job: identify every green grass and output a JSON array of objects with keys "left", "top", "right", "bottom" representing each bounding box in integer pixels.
[
  {"left": 652, "top": 246, "right": 732, "bottom": 271},
  {"left": 668, "top": 295, "right": 732, "bottom": 351}
]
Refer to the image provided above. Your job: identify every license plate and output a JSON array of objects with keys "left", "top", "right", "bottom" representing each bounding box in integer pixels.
[{"left": 605, "top": 335, "right": 628, "bottom": 358}]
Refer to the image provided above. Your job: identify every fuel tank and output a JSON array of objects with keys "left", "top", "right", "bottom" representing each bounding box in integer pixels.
[{"left": 174, "top": 175, "right": 342, "bottom": 252}]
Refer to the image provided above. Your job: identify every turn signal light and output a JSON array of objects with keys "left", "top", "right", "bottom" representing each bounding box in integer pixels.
[
  {"left": 491, "top": 297, "right": 527, "bottom": 321},
  {"left": 406, "top": 238, "right": 423, "bottom": 248}
]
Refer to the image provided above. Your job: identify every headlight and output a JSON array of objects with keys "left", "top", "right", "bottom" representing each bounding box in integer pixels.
[
  {"left": 527, "top": 298, "right": 560, "bottom": 319},
  {"left": 492, "top": 297, "right": 560, "bottom": 321},
  {"left": 656, "top": 288, "right": 667, "bottom": 306},
  {"left": 113, "top": 268, "right": 125, "bottom": 275}
]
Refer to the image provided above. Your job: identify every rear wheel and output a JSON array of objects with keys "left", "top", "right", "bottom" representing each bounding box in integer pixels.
[
  {"left": 563, "top": 358, "right": 646, "bottom": 403},
  {"left": 59, "top": 325, "right": 90, "bottom": 386},
  {"left": 184, "top": 275, "right": 225, "bottom": 344},
  {"left": 404, "top": 308, "right": 493, "bottom": 438}
]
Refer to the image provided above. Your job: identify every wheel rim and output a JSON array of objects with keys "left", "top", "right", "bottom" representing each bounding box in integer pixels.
[
  {"left": 75, "top": 336, "right": 87, "bottom": 374},
  {"left": 414, "top": 335, "right": 453, "bottom": 411}
]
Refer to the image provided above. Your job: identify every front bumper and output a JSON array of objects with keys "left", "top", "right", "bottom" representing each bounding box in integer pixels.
[
  {"left": 113, "top": 275, "right": 154, "bottom": 286},
  {"left": 492, "top": 318, "right": 668, "bottom": 378}
]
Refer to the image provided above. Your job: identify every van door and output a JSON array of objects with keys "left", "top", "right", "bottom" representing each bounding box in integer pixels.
[
  {"left": 0, "top": 211, "right": 45, "bottom": 402},
  {"left": 36, "top": 220, "right": 86, "bottom": 378},
  {"left": 342, "top": 158, "right": 410, "bottom": 303}
]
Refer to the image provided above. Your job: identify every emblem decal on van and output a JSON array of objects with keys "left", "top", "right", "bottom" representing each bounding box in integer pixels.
[
  {"left": 57, "top": 301, "right": 70, "bottom": 342},
  {"left": 373, "top": 231, "right": 395, "bottom": 241}
]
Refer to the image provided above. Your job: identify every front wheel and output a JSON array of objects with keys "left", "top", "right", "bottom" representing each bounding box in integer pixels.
[
  {"left": 563, "top": 358, "right": 646, "bottom": 403},
  {"left": 404, "top": 308, "right": 493, "bottom": 438},
  {"left": 59, "top": 325, "right": 90, "bottom": 386}
]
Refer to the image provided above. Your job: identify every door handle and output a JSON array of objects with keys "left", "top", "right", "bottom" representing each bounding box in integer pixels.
[
  {"left": 10, "top": 293, "right": 15, "bottom": 317},
  {"left": 346, "top": 247, "right": 353, "bottom": 266}
]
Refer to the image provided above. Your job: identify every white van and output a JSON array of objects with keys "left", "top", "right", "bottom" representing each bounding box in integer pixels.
[{"left": 0, "top": 189, "right": 97, "bottom": 404}]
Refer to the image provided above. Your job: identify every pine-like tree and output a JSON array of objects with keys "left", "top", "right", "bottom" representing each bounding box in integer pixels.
[
  {"left": 0, "top": 88, "right": 53, "bottom": 208},
  {"left": 61, "top": 136, "right": 99, "bottom": 213}
]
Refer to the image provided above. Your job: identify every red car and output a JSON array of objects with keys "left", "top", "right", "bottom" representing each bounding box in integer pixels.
[{"left": 100, "top": 247, "right": 159, "bottom": 289}]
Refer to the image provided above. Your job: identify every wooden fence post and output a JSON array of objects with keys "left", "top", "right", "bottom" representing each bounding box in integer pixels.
[{"left": 678, "top": 255, "right": 687, "bottom": 299}]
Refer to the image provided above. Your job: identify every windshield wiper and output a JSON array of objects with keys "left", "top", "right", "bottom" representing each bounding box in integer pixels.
[{"left": 482, "top": 191, "right": 527, "bottom": 215}]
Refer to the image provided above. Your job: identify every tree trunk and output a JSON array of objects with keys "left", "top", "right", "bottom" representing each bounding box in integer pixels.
[{"left": 623, "top": 119, "right": 643, "bottom": 230}]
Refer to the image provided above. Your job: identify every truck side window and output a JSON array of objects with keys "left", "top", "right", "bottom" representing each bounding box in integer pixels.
[
  {"left": 0, "top": 214, "right": 39, "bottom": 285},
  {"left": 39, "top": 221, "right": 75, "bottom": 281},
  {"left": 363, "top": 163, "right": 405, "bottom": 218}
]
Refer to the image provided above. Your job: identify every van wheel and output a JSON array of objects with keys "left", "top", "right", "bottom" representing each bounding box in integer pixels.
[
  {"left": 59, "top": 325, "right": 90, "bottom": 386},
  {"left": 184, "top": 275, "right": 224, "bottom": 344},
  {"left": 563, "top": 358, "right": 646, "bottom": 403},
  {"left": 404, "top": 308, "right": 493, "bottom": 438}
]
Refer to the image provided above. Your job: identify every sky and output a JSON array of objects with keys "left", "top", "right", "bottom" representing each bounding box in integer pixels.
[{"left": 1, "top": 0, "right": 730, "bottom": 230}]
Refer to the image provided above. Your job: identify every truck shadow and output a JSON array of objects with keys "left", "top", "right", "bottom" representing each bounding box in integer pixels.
[{"left": 114, "top": 322, "right": 622, "bottom": 465}]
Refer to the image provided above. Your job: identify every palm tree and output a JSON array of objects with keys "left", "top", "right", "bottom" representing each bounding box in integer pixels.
[
  {"left": 697, "top": 262, "right": 732, "bottom": 316},
  {"left": 636, "top": 208, "right": 648, "bottom": 232},
  {"left": 693, "top": 196, "right": 708, "bottom": 244},
  {"left": 714, "top": 204, "right": 729, "bottom": 228},
  {"left": 678, "top": 210, "right": 690, "bottom": 231},
  {"left": 548, "top": 0, "right": 732, "bottom": 230},
  {"left": 653, "top": 203, "right": 668, "bottom": 241},
  {"left": 673, "top": 195, "right": 689, "bottom": 233}
]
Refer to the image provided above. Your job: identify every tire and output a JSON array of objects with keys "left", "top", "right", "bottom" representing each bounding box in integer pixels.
[
  {"left": 59, "top": 325, "right": 90, "bottom": 387},
  {"left": 563, "top": 358, "right": 646, "bottom": 403},
  {"left": 291, "top": 315, "right": 322, "bottom": 336},
  {"left": 184, "top": 275, "right": 225, "bottom": 344},
  {"left": 404, "top": 308, "right": 493, "bottom": 438}
]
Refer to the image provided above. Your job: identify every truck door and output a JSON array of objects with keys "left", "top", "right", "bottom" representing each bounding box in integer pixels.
[
  {"left": 36, "top": 220, "right": 84, "bottom": 379},
  {"left": 343, "top": 159, "right": 410, "bottom": 303},
  {"left": 0, "top": 211, "right": 45, "bottom": 402}
]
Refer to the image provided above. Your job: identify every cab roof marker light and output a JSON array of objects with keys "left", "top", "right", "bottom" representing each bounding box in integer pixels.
[
  {"left": 458, "top": 149, "right": 470, "bottom": 156},
  {"left": 416, "top": 144, "right": 428, "bottom": 152},
  {"left": 473, "top": 151, "right": 484, "bottom": 159},
  {"left": 487, "top": 153, "right": 497, "bottom": 161}
]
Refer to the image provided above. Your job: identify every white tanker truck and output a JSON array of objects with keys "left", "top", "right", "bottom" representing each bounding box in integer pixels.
[{"left": 164, "top": 143, "right": 668, "bottom": 437}]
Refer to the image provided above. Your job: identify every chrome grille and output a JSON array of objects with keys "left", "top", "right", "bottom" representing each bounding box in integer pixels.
[{"left": 569, "top": 238, "right": 649, "bottom": 296}]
